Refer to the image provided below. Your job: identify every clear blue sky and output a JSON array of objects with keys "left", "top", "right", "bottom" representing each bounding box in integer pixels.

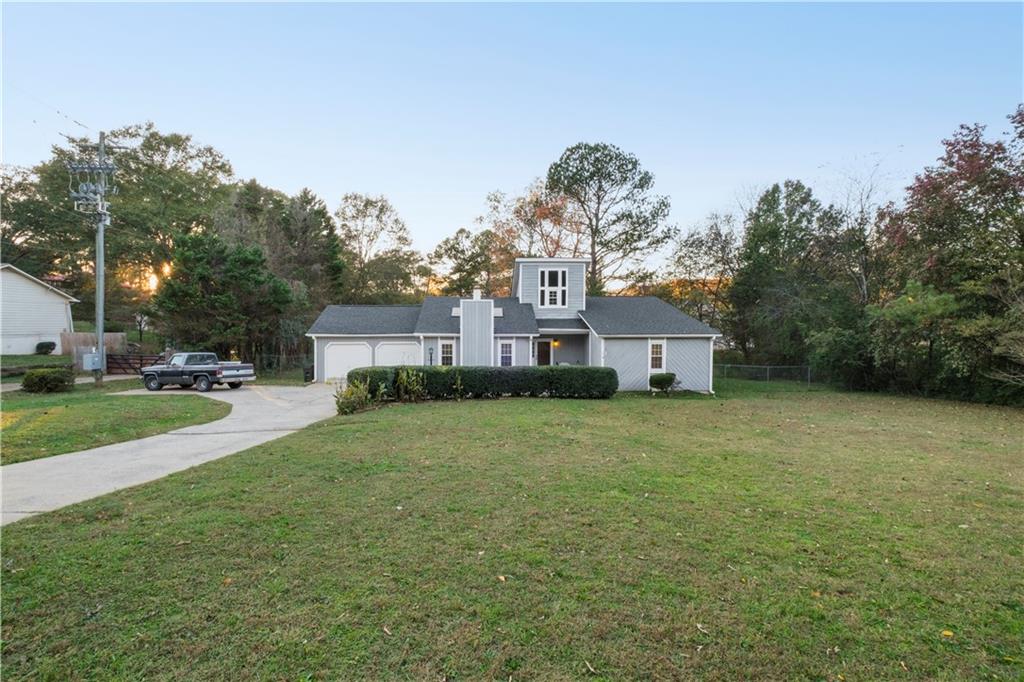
[{"left": 3, "top": 2, "right": 1021, "bottom": 252}]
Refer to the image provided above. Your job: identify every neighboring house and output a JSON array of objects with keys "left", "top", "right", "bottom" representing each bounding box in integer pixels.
[
  {"left": 307, "top": 257, "right": 721, "bottom": 391},
  {"left": 1, "top": 263, "right": 77, "bottom": 355}
]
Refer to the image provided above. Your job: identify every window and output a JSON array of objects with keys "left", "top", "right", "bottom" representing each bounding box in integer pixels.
[
  {"left": 169, "top": 354, "right": 186, "bottom": 368},
  {"left": 538, "top": 268, "right": 567, "bottom": 308},
  {"left": 441, "top": 341, "right": 454, "bottom": 366},
  {"left": 650, "top": 341, "right": 664, "bottom": 371},
  {"left": 500, "top": 340, "right": 513, "bottom": 367}
]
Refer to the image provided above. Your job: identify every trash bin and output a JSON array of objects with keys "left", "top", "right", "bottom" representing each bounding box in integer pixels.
[{"left": 303, "top": 365, "right": 314, "bottom": 383}]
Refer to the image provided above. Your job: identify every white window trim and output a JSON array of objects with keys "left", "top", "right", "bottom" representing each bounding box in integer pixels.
[
  {"left": 439, "top": 338, "right": 456, "bottom": 367},
  {"left": 498, "top": 338, "right": 515, "bottom": 367},
  {"left": 538, "top": 268, "right": 568, "bottom": 309},
  {"left": 648, "top": 338, "right": 666, "bottom": 373}
]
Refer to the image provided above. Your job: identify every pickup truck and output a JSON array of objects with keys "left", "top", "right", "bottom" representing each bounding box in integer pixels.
[{"left": 141, "top": 352, "right": 256, "bottom": 392}]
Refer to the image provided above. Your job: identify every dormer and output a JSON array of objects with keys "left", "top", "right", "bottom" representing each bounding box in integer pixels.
[{"left": 512, "top": 257, "right": 589, "bottom": 319}]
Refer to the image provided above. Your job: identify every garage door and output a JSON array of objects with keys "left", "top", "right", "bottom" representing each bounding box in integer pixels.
[
  {"left": 375, "top": 342, "right": 420, "bottom": 366},
  {"left": 324, "top": 342, "right": 373, "bottom": 382}
]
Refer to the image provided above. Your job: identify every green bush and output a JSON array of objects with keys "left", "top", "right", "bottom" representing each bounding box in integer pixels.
[
  {"left": 348, "top": 365, "right": 618, "bottom": 400},
  {"left": 21, "top": 367, "right": 75, "bottom": 393},
  {"left": 649, "top": 372, "right": 676, "bottom": 392},
  {"left": 335, "top": 379, "right": 374, "bottom": 415},
  {"left": 34, "top": 341, "right": 57, "bottom": 355},
  {"left": 347, "top": 367, "right": 396, "bottom": 400}
]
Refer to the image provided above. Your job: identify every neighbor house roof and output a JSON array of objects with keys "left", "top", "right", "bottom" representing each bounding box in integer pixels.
[
  {"left": 414, "top": 297, "right": 539, "bottom": 335},
  {"left": 579, "top": 296, "right": 719, "bottom": 336},
  {"left": 308, "top": 305, "right": 422, "bottom": 335},
  {"left": 0, "top": 263, "right": 79, "bottom": 302}
]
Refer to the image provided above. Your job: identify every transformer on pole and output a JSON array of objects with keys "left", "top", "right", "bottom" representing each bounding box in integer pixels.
[{"left": 67, "top": 132, "right": 117, "bottom": 383}]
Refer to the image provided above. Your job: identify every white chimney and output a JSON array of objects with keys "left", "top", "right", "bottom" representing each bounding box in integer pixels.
[{"left": 473, "top": 288, "right": 482, "bottom": 300}]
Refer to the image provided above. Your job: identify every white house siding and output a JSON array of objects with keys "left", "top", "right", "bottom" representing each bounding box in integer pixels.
[
  {"left": 603, "top": 338, "right": 649, "bottom": 391},
  {"left": 517, "top": 262, "right": 587, "bottom": 319},
  {"left": 1, "top": 268, "right": 75, "bottom": 354},
  {"left": 313, "top": 336, "right": 421, "bottom": 382},
  {"left": 589, "top": 331, "right": 601, "bottom": 367},
  {"left": 666, "top": 338, "right": 713, "bottom": 392}
]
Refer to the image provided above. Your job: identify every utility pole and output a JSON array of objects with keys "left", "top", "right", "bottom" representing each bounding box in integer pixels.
[{"left": 68, "top": 132, "right": 117, "bottom": 384}]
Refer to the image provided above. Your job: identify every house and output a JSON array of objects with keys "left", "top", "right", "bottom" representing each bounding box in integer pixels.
[
  {"left": 306, "top": 257, "right": 721, "bottom": 391},
  {"left": 1, "top": 263, "right": 77, "bottom": 355}
]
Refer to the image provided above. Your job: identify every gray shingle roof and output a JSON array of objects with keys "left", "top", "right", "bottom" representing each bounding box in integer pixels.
[
  {"left": 414, "top": 297, "right": 539, "bottom": 335},
  {"left": 579, "top": 297, "right": 719, "bottom": 336},
  {"left": 308, "top": 305, "right": 422, "bottom": 335},
  {"left": 536, "top": 317, "right": 588, "bottom": 331}
]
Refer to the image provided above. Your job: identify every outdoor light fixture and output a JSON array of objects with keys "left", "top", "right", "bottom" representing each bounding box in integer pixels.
[
  {"left": 428, "top": 347, "right": 434, "bottom": 365},
  {"left": 552, "top": 340, "right": 560, "bottom": 348}
]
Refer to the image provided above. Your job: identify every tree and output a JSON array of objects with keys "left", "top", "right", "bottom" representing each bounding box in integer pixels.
[
  {"left": 546, "top": 143, "right": 675, "bottom": 293},
  {"left": 430, "top": 228, "right": 503, "bottom": 297},
  {"left": 663, "top": 213, "right": 738, "bottom": 328},
  {"left": 149, "top": 231, "right": 291, "bottom": 361},
  {"left": 335, "top": 193, "right": 422, "bottom": 303}
]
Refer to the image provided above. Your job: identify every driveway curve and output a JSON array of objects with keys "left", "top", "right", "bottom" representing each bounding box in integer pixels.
[{"left": 1, "top": 384, "right": 335, "bottom": 525}]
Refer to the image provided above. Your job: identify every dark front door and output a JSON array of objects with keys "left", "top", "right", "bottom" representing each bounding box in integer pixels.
[{"left": 537, "top": 340, "right": 552, "bottom": 366}]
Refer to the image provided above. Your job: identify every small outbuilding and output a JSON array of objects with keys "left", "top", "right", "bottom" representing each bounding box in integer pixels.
[{"left": 1, "top": 263, "right": 78, "bottom": 355}]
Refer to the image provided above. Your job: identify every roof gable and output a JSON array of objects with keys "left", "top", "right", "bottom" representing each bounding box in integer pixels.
[
  {"left": 415, "top": 297, "right": 538, "bottom": 335},
  {"left": 579, "top": 296, "right": 719, "bottom": 336},
  {"left": 0, "top": 263, "right": 79, "bottom": 302}
]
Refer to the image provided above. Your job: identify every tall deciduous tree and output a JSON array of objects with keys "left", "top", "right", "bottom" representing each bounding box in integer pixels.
[
  {"left": 430, "top": 228, "right": 504, "bottom": 297},
  {"left": 335, "top": 193, "right": 422, "bottom": 303},
  {"left": 546, "top": 142, "right": 675, "bottom": 293},
  {"left": 663, "top": 213, "right": 738, "bottom": 328}
]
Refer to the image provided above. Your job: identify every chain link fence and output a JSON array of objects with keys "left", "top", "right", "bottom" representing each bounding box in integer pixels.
[{"left": 714, "top": 364, "right": 812, "bottom": 385}]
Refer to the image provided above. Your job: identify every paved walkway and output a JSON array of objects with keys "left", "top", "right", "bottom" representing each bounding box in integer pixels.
[
  {"left": 1, "top": 373, "right": 137, "bottom": 393},
  {"left": 1, "top": 384, "right": 336, "bottom": 525}
]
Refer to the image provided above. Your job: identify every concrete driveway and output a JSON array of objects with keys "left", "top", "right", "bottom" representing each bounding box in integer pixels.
[{"left": 1, "top": 383, "right": 336, "bottom": 525}]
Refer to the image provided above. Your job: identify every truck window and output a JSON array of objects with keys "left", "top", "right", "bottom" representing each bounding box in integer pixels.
[{"left": 169, "top": 354, "right": 185, "bottom": 368}]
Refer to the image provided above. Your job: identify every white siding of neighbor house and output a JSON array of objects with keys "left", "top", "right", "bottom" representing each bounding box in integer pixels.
[
  {"left": 603, "top": 338, "right": 650, "bottom": 391},
  {"left": 517, "top": 261, "right": 587, "bottom": 319},
  {"left": 313, "top": 335, "right": 421, "bottom": 382},
  {"left": 1, "top": 268, "right": 75, "bottom": 354},
  {"left": 666, "top": 338, "right": 713, "bottom": 392}
]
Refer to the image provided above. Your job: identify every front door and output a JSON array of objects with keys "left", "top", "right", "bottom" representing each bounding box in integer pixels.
[{"left": 536, "top": 340, "right": 552, "bottom": 366}]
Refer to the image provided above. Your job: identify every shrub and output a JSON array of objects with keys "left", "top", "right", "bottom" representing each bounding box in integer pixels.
[
  {"left": 335, "top": 379, "right": 374, "bottom": 415},
  {"left": 21, "top": 367, "right": 75, "bottom": 393},
  {"left": 34, "top": 341, "right": 57, "bottom": 355},
  {"left": 649, "top": 372, "right": 676, "bottom": 393},
  {"left": 347, "top": 367, "right": 396, "bottom": 400},
  {"left": 349, "top": 365, "right": 618, "bottom": 400},
  {"left": 395, "top": 366, "right": 426, "bottom": 402}
]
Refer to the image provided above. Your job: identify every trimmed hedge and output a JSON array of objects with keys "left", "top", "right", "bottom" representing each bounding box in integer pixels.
[
  {"left": 649, "top": 372, "right": 676, "bottom": 392},
  {"left": 21, "top": 367, "right": 75, "bottom": 393},
  {"left": 347, "top": 365, "right": 618, "bottom": 400},
  {"left": 35, "top": 341, "right": 57, "bottom": 355}
]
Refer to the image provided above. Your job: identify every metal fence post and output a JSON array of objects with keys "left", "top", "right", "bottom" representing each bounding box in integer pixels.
[{"left": 766, "top": 366, "right": 771, "bottom": 382}]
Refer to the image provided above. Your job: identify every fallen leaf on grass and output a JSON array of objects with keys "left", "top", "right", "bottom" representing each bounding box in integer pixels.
[
  {"left": 696, "top": 623, "right": 710, "bottom": 635},
  {"left": 383, "top": 626, "right": 392, "bottom": 636},
  {"left": 941, "top": 630, "right": 954, "bottom": 638},
  {"left": 497, "top": 575, "right": 507, "bottom": 582},
  {"left": 584, "top": 660, "right": 597, "bottom": 674},
  {"left": 222, "top": 577, "right": 233, "bottom": 586}
]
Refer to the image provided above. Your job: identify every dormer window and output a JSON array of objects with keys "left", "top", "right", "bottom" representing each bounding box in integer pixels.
[{"left": 539, "top": 268, "right": 567, "bottom": 308}]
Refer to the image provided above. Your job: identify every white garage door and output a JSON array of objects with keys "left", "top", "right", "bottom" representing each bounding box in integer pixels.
[
  {"left": 324, "top": 342, "right": 373, "bottom": 382},
  {"left": 375, "top": 342, "right": 420, "bottom": 366}
]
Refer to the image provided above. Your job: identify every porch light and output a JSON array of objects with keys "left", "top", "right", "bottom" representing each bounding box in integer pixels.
[{"left": 552, "top": 340, "right": 560, "bottom": 348}]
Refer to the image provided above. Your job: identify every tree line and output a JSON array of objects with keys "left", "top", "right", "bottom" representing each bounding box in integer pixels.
[{"left": 2, "top": 108, "right": 1021, "bottom": 403}]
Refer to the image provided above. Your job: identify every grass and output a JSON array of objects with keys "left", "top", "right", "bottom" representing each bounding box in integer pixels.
[
  {"left": 1, "top": 380, "right": 1021, "bottom": 680},
  {"left": 1, "top": 354, "right": 72, "bottom": 369},
  {"left": 0, "top": 382, "right": 231, "bottom": 465}
]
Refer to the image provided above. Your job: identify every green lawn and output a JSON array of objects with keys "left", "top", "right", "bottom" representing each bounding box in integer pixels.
[
  {"left": 1, "top": 354, "right": 72, "bottom": 369},
  {"left": 0, "top": 383, "right": 231, "bottom": 465},
  {"left": 2, "top": 381, "right": 1021, "bottom": 680}
]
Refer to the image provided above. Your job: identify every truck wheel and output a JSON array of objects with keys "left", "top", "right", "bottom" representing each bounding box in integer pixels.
[
  {"left": 195, "top": 375, "right": 212, "bottom": 392},
  {"left": 144, "top": 375, "right": 162, "bottom": 391},
  {"left": 228, "top": 381, "right": 243, "bottom": 389}
]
